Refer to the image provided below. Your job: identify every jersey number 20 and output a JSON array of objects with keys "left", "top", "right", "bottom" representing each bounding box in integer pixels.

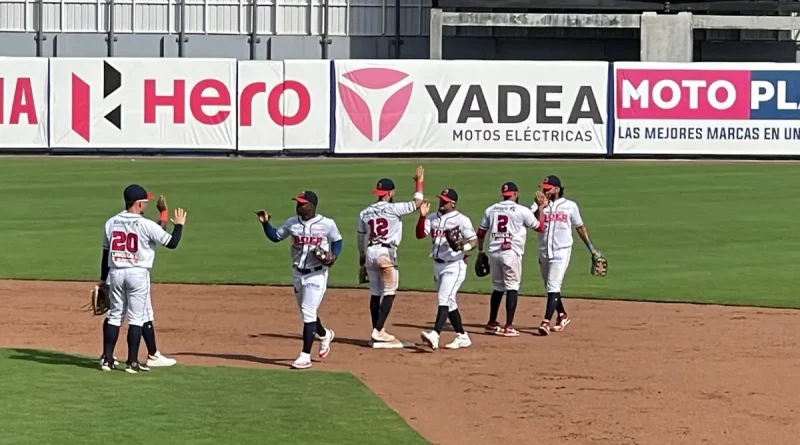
[
  {"left": 368, "top": 218, "right": 389, "bottom": 238},
  {"left": 111, "top": 231, "right": 139, "bottom": 253},
  {"left": 496, "top": 214, "right": 509, "bottom": 233}
]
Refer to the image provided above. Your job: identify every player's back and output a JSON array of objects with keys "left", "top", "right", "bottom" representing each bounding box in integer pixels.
[
  {"left": 104, "top": 211, "right": 168, "bottom": 269},
  {"left": 359, "top": 201, "right": 415, "bottom": 247},
  {"left": 481, "top": 201, "right": 534, "bottom": 255}
]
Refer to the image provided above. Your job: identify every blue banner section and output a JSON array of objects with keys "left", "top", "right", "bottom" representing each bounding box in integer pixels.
[{"left": 749, "top": 70, "right": 800, "bottom": 121}]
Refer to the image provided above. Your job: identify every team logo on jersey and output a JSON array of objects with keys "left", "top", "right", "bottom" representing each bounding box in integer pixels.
[
  {"left": 293, "top": 235, "right": 323, "bottom": 246},
  {"left": 431, "top": 229, "right": 447, "bottom": 238},
  {"left": 545, "top": 213, "right": 568, "bottom": 222}
]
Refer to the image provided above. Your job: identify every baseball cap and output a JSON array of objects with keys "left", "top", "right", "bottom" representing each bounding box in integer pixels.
[
  {"left": 438, "top": 188, "right": 459, "bottom": 203},
  {"left": 123, "top": 184, "right": 153, "bottom": 203},
  {"left": 501, "top": 182, "right": 519, "bottom": 197},
  {"left": 540, "top": 175, "right": 562, "bottom": 190},
  {"left": 293, "top": 190, "right": 319, "bottom": 206},
  {"left": 373, "top": 178, "right": 395, "bottom": 196}
]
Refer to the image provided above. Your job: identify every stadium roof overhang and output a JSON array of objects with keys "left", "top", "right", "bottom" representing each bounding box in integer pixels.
[{"left": 434, "top": 0, "right": 800, "bottom": 14}]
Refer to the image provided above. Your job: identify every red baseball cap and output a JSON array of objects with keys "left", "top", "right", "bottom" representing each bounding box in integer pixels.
[
  {"left": 373, "top": 178, "right": 395, "bottom": 196},
  {"left": 292, "top": 190, "right": 318, "bottom": 206},
  {"left": 439, "top": 188, "right": 458, "bottom": 203},
  {"left": 501, "top": 182, "right": 518, "bottom": 197},
  {"left": 540, "top": 175, "right": 561, "bottom": 190}
]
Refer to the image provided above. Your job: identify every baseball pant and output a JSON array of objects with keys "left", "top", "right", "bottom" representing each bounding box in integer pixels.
[
  {"left": 488, "top": 250, "right": 522, "bottom": 292},
  {"left": 433, "top": 260, "right": 466, "bottom": 311},
  {"left": 365, "top": 245, "right": 399, "bottom": 297},
  {"left": 106, "top": 268, "right": 152, "bottom": 327},
  {"left": 539, "top": 248, "right": 572, "bottom": 293},
  {"left": 292, "top": 268, "right": 329, "bottom": 323}
]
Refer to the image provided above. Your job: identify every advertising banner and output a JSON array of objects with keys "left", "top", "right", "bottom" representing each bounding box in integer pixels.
[
  {"left": 615, "top": 62, "right": 800, "bottom": 155},
  {"left": 49, "top": 58, "right": 236, "bottom": 150},
  {"left": 238, "top": 60, "right": 330, "bottom": 151},
  {"left": 0, "top": 57, "right": 48, "bottom": 149},
  {"left": 333, "top": 60, "right": 608, "bottom": 154}
]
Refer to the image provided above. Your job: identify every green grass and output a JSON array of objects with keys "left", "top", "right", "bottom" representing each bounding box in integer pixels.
[
  {"left": 1, "top": 157, "right": 799, "bottom": 307},
  {"left": 0, "top": 348, "right": 427, "bottom": 445}
]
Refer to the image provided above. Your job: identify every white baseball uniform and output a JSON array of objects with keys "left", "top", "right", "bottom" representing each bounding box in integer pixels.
[
  {"left": 479, "top": 200, "right": 542, "bottom": 292},
  {"left": 273, "top": 214, "right": 342, "bottom": 323},
  {"left": 357, "top": 200, "right": 417, "bottom": 297},
  {"left": 531, "top": 198, "right": 584, "bottom": 293},
  {"left": 420, "top": 211, "right": 477, "bottom": 311},
  {"left": 102, "top": 211, "right": 172, "bottom": 327}
]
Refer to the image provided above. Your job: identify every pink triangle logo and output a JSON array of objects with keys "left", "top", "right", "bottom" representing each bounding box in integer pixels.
[{"left": 338, "top": 68, "right": 413, "bottom": 142}]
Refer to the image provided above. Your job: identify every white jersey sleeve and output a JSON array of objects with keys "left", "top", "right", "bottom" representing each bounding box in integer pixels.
[
  {"left": 459, "top": 214, "right": 477, "bottom": 240},
  {"left": 357, "top": 217, "right": 368, "bottom": 235},
  {"left": 521, "top": 206, "right": 540, "bottom": 230},
  {"left": 328, "top": 219, "right": 343, "bottom": 243},
  {"left": 143, "top": 219, "right": 172, "bottom": 247},
  {"left": 423, "top": 215, "right": 432, "bottom": 237},
  {"left": 389, "top": 201, "right": 417, "bottom": 217},
  {"left": 479, "top": 208, "right": 491, "bottom": 231},
  {"left": 102, "top": 222, "right": 111, "bottom": 250},
  {"left": 571, "top": 203, "right": 584, "bottom": 227},
  {"left": 275, "top": 217, "right": 294, "bottom": 242}
]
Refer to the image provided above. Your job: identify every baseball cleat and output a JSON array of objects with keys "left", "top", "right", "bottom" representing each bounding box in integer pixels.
[
  {"left": 291, "top": 354, "right": 313, "bottom": 370},
  {"left": 500, "top": 326, "right": 520, "bottom": 337},
  {"left": 420, "top": 331, "right": 440, "bottom": 350},
  {"left": 319, "top": 329, "right": 335, "bottom": 359},
  {"left": 371, "top": 328, "right": 396, "bottom": 343},
  {"left": 445, "top": 333, "right": 472, "bottom": 350},
  {"left": 552, "top": 314, "right": 571, "bottom": 332},
  {"left": 484, "top": 321, "right": 501, "bottom": 335},
  {"left": 538, "top": 321, "right": 551, "bottom": 336},
  {"left": 99, "top": 355, "right": 119, "bottom": 367},
  {"left": 125, "top": 362, "right": 149, "bottom": 374},
  {"left": 100, "top": 361, "right": 116, "bottom": 372},
  {"left": 146, "top": 351, "right": 177, "bottom": 367}
]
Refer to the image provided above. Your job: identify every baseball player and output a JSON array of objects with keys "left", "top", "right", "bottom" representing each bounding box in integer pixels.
[
  {"left": 415, "top": 189, "right": 477, "bottom": 350},
  {"left": 99, "top": 185, "right": 186, "bottom": 373},
  {"left": 532, "top": 175, "right": 600, "bottom": 335},
  {"left": 476, "top": 182, "right": 546, "bottom": 337},
  {"left": 256, "top": 191, "right": 341, "bottom": 370},
  {"left": 357, "top": 166, "right": 425, "bottom": 343}
]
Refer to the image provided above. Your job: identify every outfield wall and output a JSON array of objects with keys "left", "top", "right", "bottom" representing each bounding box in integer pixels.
[{"left": 1, "top": 57, "right": 797, "bottom": 156}]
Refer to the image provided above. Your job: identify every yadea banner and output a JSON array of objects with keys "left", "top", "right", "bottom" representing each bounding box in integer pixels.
[
  {"left": 615, "top": 62, "right": 800, "bottom": 155},
  {"left": 0, "top": 57, "right": 48, "bottom": 149},
  {"left": 333, "top": 60, "right": 608, "bottom": 154},
  {"left": 49, "top": 58, "right": 236, "bottom": 150},
  {"left": 238, "top": 60, "right": 329, "bottom": 151}
]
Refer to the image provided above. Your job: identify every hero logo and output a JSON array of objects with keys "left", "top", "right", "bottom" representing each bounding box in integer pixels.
[
  {"left": 71, "top": 61, "right": 122, "bottom": 142},
  {"left": 338, "top": 68, "right": 413, "bottom": 142}
]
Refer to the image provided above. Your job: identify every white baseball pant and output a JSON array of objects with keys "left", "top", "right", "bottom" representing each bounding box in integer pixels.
[
  {"left": 292, "top": 268, "right": 329, "bottom": 323},
  {"left": 365, "top": 245, "right": 399, "bottom": 297},
  {"left": 539, "top": 248, "right": 572, "bottom": 293},
  {"left": 488, "top": 251, "right": 523, "bottom": 292},
  {"left": 433, "top": 260, "right": 466, "bottom": 311},
  {"left": 106, "top": 268, "right": 153, "bottom": 327}
]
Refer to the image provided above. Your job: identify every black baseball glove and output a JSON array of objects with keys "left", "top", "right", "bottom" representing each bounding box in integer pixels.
[{"left": 474, "top": 252, "right": 490, "bottom": 277}]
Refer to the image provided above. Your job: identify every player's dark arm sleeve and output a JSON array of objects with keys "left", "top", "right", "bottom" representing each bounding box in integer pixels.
[
  {"left": 331, "top": 239, "right": 343, "bottom": 257},
  {"left": 165, "top": 225, "right": 183, "bottom": 249},
  {"left": 415, "top": 215, "right": 427, "bottom": 239},
  {"left": 100, "top": 249, "right": 110, "bottom": 281},
  {"left": 262, "top": 221, "right": 281, "bottom": 243}
]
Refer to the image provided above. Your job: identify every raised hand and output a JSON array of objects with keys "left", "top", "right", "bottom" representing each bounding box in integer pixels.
[
  {"left": 171, "top": 208, "right": 187, "bottom": 225},
  {"left": 414, "top": 166, "right": 424, "bottom": 182},
  {"left": 419, "top": 201, "right": 431, "bottom": 217},
  {"left": 254, "top": 209, "right": 270, "bottom": 224},
  {"left": 156, "top": 195, "right": 168, "bottom": 212}
]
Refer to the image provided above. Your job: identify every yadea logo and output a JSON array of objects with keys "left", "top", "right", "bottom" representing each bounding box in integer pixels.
[
  {"left": 338, "top": 68, "right": 413, "bottom": 142},
  {"left": 71, "top": 61, "right": 122, "bottom": 142},
  {"left": 0, "top": 77, "right": 38, "bottom": 125},
  {"left": 616, "top": 69, "right": 751, "bottom": 120}
]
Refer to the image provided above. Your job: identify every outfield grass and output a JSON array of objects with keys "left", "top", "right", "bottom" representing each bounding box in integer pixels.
[
  {"left": 1, "top": 157, "right": 799, "bottom": 307},
  {"left": 0, "top": 348, "right": 427, "bottom": 445}
]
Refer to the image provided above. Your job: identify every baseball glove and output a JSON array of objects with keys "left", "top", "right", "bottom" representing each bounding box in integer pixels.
[
  {"left": 591, "top": 251, "right": 608, "bottom": 277},
  {"left": 444, "top": 229, "right": 464, "bottom": 251},
  {"left": 474, "top": 252, "right": 490, "bottom": 277},
  {"left": 313, "top": 247, "right": 336, "bottom": 267},
  {"left": 358, "top": 266, "right": 369, "bottom": 284},
  {"left": 88, "top": 283, "right": 110, "bottom": 315}
]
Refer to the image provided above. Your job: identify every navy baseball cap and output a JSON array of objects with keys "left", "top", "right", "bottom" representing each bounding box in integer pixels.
[
  {"left": 123, "top": 184, "right": 153, "bottom": 202},
  {"left": 439, "top": 188, "right": 458, "bottom": 203},
  {"left": 501, "top": 182, "right": 518, "bottom": 197},
  {"left": 293, "top": 190, "right": 318, "bottom": 206},
  {"left": 541, "top": 175, "right": 562, "bottom": 190},
  {"left": 373, "top": 178, "right": 395, "bottom": 196}
]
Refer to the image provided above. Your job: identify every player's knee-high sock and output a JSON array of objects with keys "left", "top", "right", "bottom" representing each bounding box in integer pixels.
[
  {"left": 555, "top": 294, "right": 566, "bottom": 316},
  {"left": 433, "top": 306, "right": 449, "bottom": 334},
  {"left": 126, "top": 325, "right": 143, "bottom": 365},
  {"left": 370, "top": 295, "right": 381, "bottom": 329},
  {"left": 142, "top": 321, "right": 158, "bottom": 356},
  {"left": 505, "top": 290, "right": 519, "bottom": 326},
  {"left": 315, "top": 317, "right": 326, "bottom": 337},
  {"left": 102, "top": 319, "right": 120, "bottom": 361},
  {"left": 448, "top": 309, "right": 465, "bottom": 334},
  {"left": 375, "top": 294, "right": 395, "bottom": 331},
  {"left": 544, "top": 292, "right": 558, "bottom": 321},
  {"left": 302, "top": 322, "right": 317, "bottom": 354},
  {"left": 488, "top": 290, "right": 504, "bottom": 323}
]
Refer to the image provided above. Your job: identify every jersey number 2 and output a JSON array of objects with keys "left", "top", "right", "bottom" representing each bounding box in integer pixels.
[
  {"left": 111, "top": 231, "right": 139, "bottom": 253},
  {"left": 368, "top": 218, "right": 389, "bottom": 237},
  {"left": 496, "top": 214, "right": 509, "bottom": 233}
]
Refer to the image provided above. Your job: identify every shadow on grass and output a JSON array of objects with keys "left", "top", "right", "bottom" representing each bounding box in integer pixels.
[
  {"left": 171, "top": 352, "right": 296, "bottom": 368},
  {"left": 8, "top": 348, "right": 98, "bottom": 369}
]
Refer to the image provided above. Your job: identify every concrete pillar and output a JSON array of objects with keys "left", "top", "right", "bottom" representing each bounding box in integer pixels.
[
  {"left": 640, "top": 12, "right": 693, "bottom": 62},
  {"left": 429, "top": 8, "right": 443, "bottom": 59}
]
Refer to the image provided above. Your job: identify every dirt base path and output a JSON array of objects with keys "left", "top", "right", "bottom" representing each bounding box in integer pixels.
[{"left": 2, "top": 280, "right": 799, "bottom": 445}]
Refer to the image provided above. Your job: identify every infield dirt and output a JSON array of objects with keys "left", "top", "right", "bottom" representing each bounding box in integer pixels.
[{"left": 2, "top": 280, "right": 799, "bottom": 445}]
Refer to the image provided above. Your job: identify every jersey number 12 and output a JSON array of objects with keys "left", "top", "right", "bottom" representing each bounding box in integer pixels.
[
  {"left": 368, "top": 218, "right": 389, "bottom": 238},
  {"left": 111, "top": 231, "right": 139, "bottom": 253}
]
